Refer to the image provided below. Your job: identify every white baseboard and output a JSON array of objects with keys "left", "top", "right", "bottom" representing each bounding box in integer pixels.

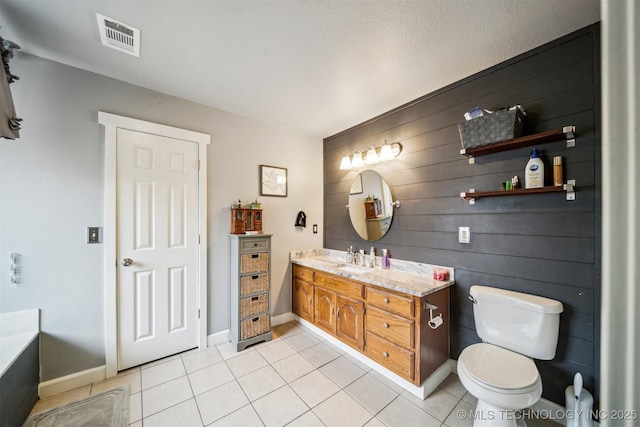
[
  {"left": 207, "top": 329, "right": 230, "bottom": 346},
  {"left": 38, "top": 365, "right": 106, "bottom": 398}
]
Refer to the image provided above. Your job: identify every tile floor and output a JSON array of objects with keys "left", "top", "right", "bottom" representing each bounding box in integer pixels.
[{"left": 30, "top": 321, "right": 559, "bottom": 427}]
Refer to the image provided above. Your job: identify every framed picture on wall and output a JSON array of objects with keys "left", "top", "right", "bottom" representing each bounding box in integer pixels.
[
  {"left": 349, "top": 173, "right": 363, "bottom": 194},
  {"left": 260, "top": 165, "right": 288, "bottom": 197}
]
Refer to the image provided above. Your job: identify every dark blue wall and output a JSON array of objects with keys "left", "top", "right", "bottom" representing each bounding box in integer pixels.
[{"left": 323, "top": 24, "right": 601, "bottom": 406}]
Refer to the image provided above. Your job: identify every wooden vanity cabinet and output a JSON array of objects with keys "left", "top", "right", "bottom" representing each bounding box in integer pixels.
[
  {"left": 292, "top": 266, "right": 315, "bottom": 323},
  {"left": 291, "top": 264, "right": 450, "bottom": 386}
]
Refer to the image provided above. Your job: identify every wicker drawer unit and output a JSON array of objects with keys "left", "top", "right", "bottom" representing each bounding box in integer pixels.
[{"left": 230, "top": 234, "right": 273, "bottom": 351}]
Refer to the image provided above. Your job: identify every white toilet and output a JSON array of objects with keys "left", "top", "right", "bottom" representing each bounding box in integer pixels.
[{"left": 457, "top": 285, "right": 563, "bottom": 427}]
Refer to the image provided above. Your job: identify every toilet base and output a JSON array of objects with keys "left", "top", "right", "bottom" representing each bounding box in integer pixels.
[{"left": 471, "top": 400, "right": 528, "bottom": 427}]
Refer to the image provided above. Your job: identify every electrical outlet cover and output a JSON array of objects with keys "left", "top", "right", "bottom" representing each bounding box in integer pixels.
[{"left": 459, "top": 227, "right": 470, "bottom": 244}]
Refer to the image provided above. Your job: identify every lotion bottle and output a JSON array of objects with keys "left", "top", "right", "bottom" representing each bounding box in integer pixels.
[
  {"left": 381, "top": 249, "right": 390, "bottom": 269},
  {"left": 525, "top": 148, "right": 544, "bottom": 189}
]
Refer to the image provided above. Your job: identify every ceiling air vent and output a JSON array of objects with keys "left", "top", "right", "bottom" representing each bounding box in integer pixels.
[{"left": 96, "top": 13, "right": 140, "bottom": 57}]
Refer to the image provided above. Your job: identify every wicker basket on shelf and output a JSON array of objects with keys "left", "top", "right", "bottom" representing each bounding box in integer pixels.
[
  {"left": 458, "top": 106, "right": 525, "bottom": 149},
  {"left": 240, "top": 314, "right": 270, "bottom": 340}
]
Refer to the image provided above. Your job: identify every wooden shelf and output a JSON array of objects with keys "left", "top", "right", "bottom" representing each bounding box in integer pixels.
[
  {"left": 460, "top": 126, "right": 575, "bottom": 159},
  {"left": 461, "top": 186, "right": 565, "bottom": 201}
]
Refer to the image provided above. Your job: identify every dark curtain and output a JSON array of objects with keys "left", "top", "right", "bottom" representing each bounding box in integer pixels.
[{"left": 0, "top": 35, "right": 21, "bottom": 139}]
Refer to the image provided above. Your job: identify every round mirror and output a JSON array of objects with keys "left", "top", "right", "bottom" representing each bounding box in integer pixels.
[{"left": 348, "top": 170, "right": 394, "bottom": 242}]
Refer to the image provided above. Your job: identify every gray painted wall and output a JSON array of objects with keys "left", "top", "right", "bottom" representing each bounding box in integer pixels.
[
  {"left": 0, "top": 53, "right": 324, "bottom": 381},
  {"left": 323, "top": 25, "right": 600, "bottom": 406}
]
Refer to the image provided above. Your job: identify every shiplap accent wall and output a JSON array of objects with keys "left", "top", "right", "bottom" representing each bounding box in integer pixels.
[{"left": 323, "top": 25, "right": 600, "bottom": 406}]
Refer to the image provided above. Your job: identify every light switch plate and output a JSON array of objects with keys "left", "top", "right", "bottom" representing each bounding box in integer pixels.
[
  {"left": 459, "top": 227, "right": 470, "bottom": 244},
  {"left": 87, "top": 227, "right": 102, "bottom": 243}
]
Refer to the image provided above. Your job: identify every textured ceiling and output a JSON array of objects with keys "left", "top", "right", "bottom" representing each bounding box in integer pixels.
[{"left": 0, "top": 0, "right": 600, "bottom": 138}]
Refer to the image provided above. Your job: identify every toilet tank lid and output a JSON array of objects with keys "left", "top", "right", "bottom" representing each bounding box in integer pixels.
[{"left": 471, "top": 286, "right": 563, "bottom": 314}]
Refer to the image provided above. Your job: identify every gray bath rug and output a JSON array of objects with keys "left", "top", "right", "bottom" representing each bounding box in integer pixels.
[{"left": 23, "top": 385, "right": 129, "bottom": 427}]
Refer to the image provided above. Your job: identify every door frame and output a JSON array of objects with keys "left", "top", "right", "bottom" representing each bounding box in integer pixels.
[{"left": 99, "top": 112, "right": 210, "bottom": 377}]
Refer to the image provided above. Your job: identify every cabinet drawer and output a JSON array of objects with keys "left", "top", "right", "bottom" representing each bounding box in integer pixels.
[
  {"left": 240, "top": 238, "right": 270, "bottom": 252},
  {"left": 240, "top": 252, "right": 269, "bottom": 273},
  {"left": 366, "top": 287, "right": 414, "bottom": 318},
  {"left": 240, "top": 314, "right": 270, "bottom": 340},
  {"left": 366, "top": 306, "right": 414, "bottom": 349},
  {"left": 365, "top": 331, "right": 414, "bottom": 381},
  {"left": 316, "top": 272, "right": 363, "bottom": 299},
  {"left": 240, "top": 273, "right": 269, "bottom": 296},
  {"left": 292, "top": 265, "right": 315, "bottom": 283},
  {"left": 240, "top": 293, "right": 269, "bottom": 318}
]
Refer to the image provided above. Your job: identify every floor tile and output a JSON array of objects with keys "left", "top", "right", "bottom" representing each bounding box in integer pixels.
[
  {"left": 225, "top": 348, "right": 269, "bottom": 378},
  {"left": 129, "top": 392, "right": 142, "bottom": 423},
  {"left": 143, "top": 398, "right": 203, "bottom": 427},
  {"left": 237, "top": 365, "right": 286, "bottom": 401},
  {"left": 252, "top": 385, "right": 309, "bottom": 427},
  {"left": 195, "top": 380, "right": 249, "bottom": 425},
  {"left": 443, "top": 399, "right": 475, "bottom": 427},
  {"left": 272, "top": 322, "right": 306, "bottom": 339},
  {"left": 141, "top": 358, "right": 186, "bottom": 390},
  {"left": 364, "top": 417, "right": 387, "bottom": 427},
  {"left": 286, "top": 410, "right": 325, "bottom": 427},
  {"left": 141, "top": 353, "right": 182, "bottom": 370},
  {"left": 256, "top": 339, "right": 297, "bottom": 364},
  {"left": 216, "top": 341, "right": 252, "bottom": 360},
  {"left": 344, "top": 373, "right": 399, "bottom": 415},
  {"left": 312, "top": 390, "right": 373, "bottom": 427},
  {"left": 439, "top": 373, "right": 467, "bottom": 399},
  {"left": 181, "top": 346, "right": 224, "bottom": 374},
  {"left": 91, "top": 370, "right": 141, "bottom": 395},
  {"left": 299, "top": 341, "right": 341, "bottom": 367},
  {"left": 319, "top": 356, "right": 367, "bottom": 388},
  {"left": 142, "top": 376, "right": 193, "bottom": 418},
  {"left": 462, "top": 391, "right": 477, "bottom": 406},
  {"left": 271, "top": 352, "right": 316, "bottom": 383},
  {"left": 210, "top": 403, "right": 264, "bottom": 427},
  {"left": 365, "top": 369, "right": 406, "bottom": 395},
  {"left": 289, "top": 370, "right": 341, "bottom": 408},
  {"left": 376, "top": 395, "right": 441, "bottom": 427},
  {"left": 188, "top": 360, "right": 235, "bottom": 396},
  {"left": 402, "top": 388, "right": 459, "bottom": 422},
  {"left": 284, "top": 331, "right": 320, "bottom": 352}
]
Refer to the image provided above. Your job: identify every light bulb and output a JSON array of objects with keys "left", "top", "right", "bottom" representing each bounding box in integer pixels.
[
  {"left": 351, "top": 150, "right": 365, "bottom": 168},
  {"left": 365, "top": 146, "right": 379, "bottom": 164},
  {"left": 379, "top": 141, "right": 394, "bottom": 161},
  {"left": 339, "top": 154, "right": 352, "bottom": 170}
]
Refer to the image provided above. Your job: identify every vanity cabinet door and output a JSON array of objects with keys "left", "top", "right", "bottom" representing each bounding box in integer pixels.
[
  {"left": 292, "top": 278, "right": 314, "bottom": 322},
  {"left": 336, "top": 295, "right": 364, "bottom": 351},
  {"left": 314, "top": 286, "right": 336, "bottom": 334}
]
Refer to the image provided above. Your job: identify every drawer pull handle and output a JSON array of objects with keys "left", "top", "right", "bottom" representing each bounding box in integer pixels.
[
  {"left": 383, "top": 323, "right": 389, "bottom": 328},
  {"left": 382, "top": 352, "right": 389, "bottom": 358},
  {"left": 252, "top": 275, "right": 259, "bottom": 280},
  {"left": 383, "top": 298, "right": 389, "bottom": 304},
  {"left": 251, "top": 254, "right": 259, "bottom": 259},
  {"left": 254, "top": 243, "right": 258, "bottom": 246},
  {"left": 251, "top": 296, "right": 259, "bottom": 301},
  {"left": 252, "top": 317, "right": 259, "bottom": 322}
]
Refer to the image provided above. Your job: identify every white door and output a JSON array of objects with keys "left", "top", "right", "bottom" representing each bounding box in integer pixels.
[{"left": 116, "top": 128, "right": 199, "bottom": 370}]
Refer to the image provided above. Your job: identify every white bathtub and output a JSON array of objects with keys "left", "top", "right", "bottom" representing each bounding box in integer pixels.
[
  {"left": 0, "top": 309, "right": 39, "bottom": 377},
  {"left": 0, "top": 309, "right": 40, "bottom": 426}
]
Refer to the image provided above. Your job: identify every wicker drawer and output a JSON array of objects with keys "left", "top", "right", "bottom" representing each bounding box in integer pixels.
[
  {"left": 240, "top": 273, "right": 269, "bottom": 296},
  {"left": 240, "top": 314, "right": 270, "bottom": 340},
  {"left": 240, "top": 238, "right": 270, "bottom": 252},
  {"left": 316, "top": 272, "right": 363, "bottom": 300},
  {"left": 366, "top": 306, "right": 414, "bottom": 349},
  {"left": 366, "top": 287, "right": 414, "bottom": 318},
  {"left": 292, "top": 265, "right": 315, "bottom": 283},
  {"left": 240, "top": 293, "right": 269, "bottom": 318},
  {"left": 365, "top": 331, "right": 415, "bottom": 381},
  {"left": 240, "top": 252, "right": 269, "bottom": 273}
]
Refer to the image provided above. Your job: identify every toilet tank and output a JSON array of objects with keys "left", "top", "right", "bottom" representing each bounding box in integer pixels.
[{"left": 471, "top": 285, "right": 563, "bottom": 360}]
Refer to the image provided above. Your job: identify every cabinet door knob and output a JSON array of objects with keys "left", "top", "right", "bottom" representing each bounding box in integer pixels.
[
  {"left": 383, "top": 298, "right": 389, "bottom": 304},
  {"left": 383, "top": 323, "right": 389, "bottom": 328},
  {"left": 382, "top": 352, "right": 389, "bottom": 358}
]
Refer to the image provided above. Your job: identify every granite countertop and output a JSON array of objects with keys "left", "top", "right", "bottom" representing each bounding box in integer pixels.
[{"left": 290, "top": 249, "right": 454, "bottom": 297}]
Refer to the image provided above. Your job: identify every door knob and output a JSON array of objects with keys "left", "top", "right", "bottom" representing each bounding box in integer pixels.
[{"left": 121, "top": 258, "right": 133, "bottom": 267}]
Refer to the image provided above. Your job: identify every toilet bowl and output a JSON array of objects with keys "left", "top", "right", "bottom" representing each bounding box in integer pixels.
[
  {"left": 458, "top": 286, "right": 563, "bottom": 427},
  {"left": 458, "top": 343, "right": 542, "bottom": 426}
]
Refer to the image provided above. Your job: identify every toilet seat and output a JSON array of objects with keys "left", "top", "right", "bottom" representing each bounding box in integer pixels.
[{"left": 459, "top": 343, "right": 540, "bottom": 394}]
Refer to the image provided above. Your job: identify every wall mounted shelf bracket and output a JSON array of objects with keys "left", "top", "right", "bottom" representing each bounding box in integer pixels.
[{"left": 461, "top": 179, "right": 577, "bottom": 204}]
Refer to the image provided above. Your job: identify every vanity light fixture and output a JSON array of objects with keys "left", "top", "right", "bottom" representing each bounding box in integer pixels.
[
  {"left": 339, "top": 154, "right": 352, "bottom": 170},
  {"left": 351, "top": 150, "right": 365, "bottom": 168},
  {"left": 365, "top": 146, "right": 379, "bottom": 164},
  {"left": 339, "top": 140, "right": 403, "bottom": 170}
]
